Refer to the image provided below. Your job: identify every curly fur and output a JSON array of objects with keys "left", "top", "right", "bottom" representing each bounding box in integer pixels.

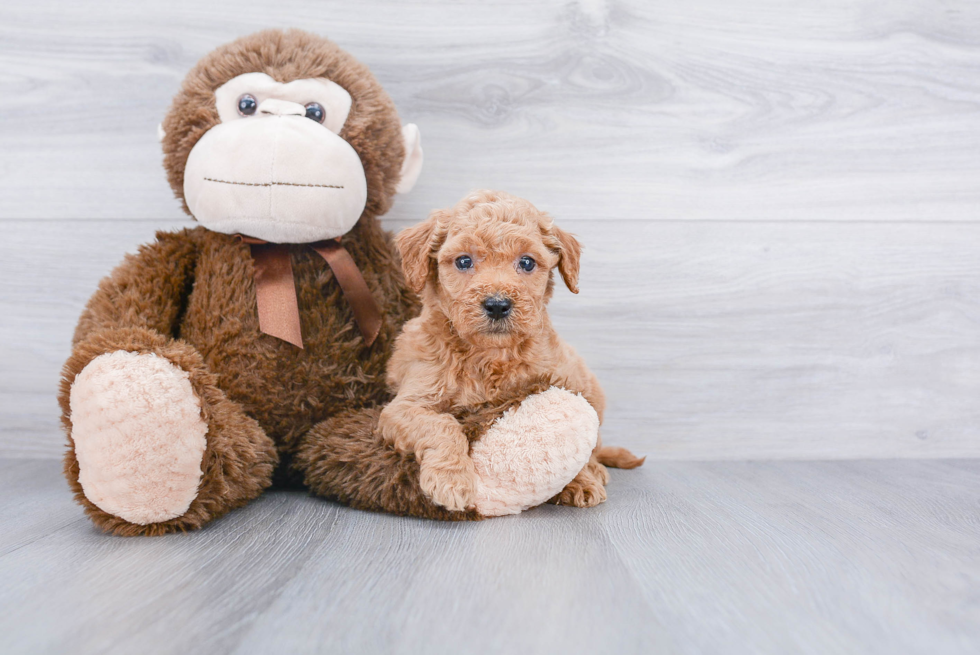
[
  {"left": 377, "top": 190, "right": 643, "bottom": 513},
  {"left": 289, "top": 192, "right": 643, "bottom": 519}
]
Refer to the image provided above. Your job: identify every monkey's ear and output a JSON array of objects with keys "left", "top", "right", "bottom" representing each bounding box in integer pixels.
[
  {"left": 550, "top": 224, "right": 582, "bottom": 294},
  {"left": 397, "top": 211, "right": 444, "bottom": 293},
  {"left": 395, "top": 124, "right": 423, "bottom": 194}
]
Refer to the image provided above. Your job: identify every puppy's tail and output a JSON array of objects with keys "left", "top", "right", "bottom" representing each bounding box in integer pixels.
[{"left": 597, "top": 446, "right": 646, "bottom": 469}]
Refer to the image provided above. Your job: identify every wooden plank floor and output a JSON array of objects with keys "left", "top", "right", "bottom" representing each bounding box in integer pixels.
[{"left": 2, "top": 457, "right": 978, "bottom": 655}]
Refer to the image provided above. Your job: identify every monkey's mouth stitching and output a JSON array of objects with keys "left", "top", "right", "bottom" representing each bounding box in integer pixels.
[{"left": 203, "top": 177, "right": 344, "bottom": 189}]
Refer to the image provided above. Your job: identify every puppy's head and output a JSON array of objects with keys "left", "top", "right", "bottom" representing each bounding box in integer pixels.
[{"left": 398, "top": 190, "right": 581, "bottom": 347}]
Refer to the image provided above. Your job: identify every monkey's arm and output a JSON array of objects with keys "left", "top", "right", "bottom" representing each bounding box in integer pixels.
[{"left": 72, "top": 229, "right": 200, "bottom": 345}]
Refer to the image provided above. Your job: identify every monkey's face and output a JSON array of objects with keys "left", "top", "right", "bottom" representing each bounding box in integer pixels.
[
  {"left": 162, "top": 30, "right": 423, "bottom": 242},
  {"left": 182, "top": 73, "right": 365, "bottom": 243},
  {"left": 182, "top": 72, "right": 402, "bottom": 243}
]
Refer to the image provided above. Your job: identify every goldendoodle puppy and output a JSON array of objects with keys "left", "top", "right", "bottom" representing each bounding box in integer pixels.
[
  {"left": 380, "top": 189, "right": 643, "bottom": 512},
  {"left": 295, "top": 190, "right": 642, "bottom": 519}
]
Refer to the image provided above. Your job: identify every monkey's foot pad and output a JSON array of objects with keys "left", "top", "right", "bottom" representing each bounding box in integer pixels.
[
  {"left": 69, "top": 351, "right": 208, "bottom": 525},
  {"left": 471, "top": 387, "right": 599, "bottom": 517}
]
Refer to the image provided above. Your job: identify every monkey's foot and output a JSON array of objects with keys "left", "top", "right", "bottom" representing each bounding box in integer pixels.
[
  {"left": 470, "top": 387, "right": 598, "bottom": 517},
  {"left": 69, "top": 351, "right": 208, "bottom": 525}
]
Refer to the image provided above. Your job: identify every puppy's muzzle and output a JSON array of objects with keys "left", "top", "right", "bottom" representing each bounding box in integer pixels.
[{"left": 482, "top": 295, "right": 513, "bottom": 321}]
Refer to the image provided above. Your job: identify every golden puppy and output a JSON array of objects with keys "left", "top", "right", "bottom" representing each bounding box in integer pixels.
[{"left": 379, "top": 189, "right": 643, "bottom": 512}]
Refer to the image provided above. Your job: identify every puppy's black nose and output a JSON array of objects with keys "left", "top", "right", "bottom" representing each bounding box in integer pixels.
[{"left": 482, "top": 296, "right": 512, "bottom": 320}]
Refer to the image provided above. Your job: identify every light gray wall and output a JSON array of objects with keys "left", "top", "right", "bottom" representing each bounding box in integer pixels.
[{"left": 2, "top": 0, "right": 978, "bottom": 459}]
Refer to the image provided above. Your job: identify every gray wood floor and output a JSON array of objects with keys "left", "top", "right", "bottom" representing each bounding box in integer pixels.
[{"left": 2, "top": 458, "right": 978, "bottom": 655}]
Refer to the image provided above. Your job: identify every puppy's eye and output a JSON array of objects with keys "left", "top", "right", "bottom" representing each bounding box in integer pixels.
[
  {"left": 304, "top": 102, "right": 325, "bottom": 123},
  {"left": 237, "top": 94, "right": 257, "bottom": 116},
  {"left": 455, "top": 255, "right": 473, "bottom": 271},
  {"left": 518, "top": 256, "right": 536, "bottom": 272}
]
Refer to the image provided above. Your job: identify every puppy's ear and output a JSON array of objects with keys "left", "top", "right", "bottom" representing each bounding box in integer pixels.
[
  {"left": 397, "top": 212, "right": 445, "bottom": 293},
  {"left": 550, "top": 224, "right": 582, "bottom": 294}
]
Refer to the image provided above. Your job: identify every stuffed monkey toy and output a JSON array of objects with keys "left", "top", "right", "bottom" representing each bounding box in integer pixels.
[{"left": 59, "top": 30, "right": 626, "bottom": 536}]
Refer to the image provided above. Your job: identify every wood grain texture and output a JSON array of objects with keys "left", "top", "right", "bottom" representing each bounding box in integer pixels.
[
  {"left": 1, "top": 458, "right": 978, "bottom": 654},
  {"left": 2, "top": 0, "right": 979, "bottom": 460},
  {"left": 1, "top": 0, "right": 979, "bottom": 221},
  {"left": 3, "top": 218, "right": 978, "bottom": 459}
]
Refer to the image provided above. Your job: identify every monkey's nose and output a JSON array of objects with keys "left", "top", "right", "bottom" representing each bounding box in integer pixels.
[
  {"left": 258, "top": 98, "right": 306, "bottom": 117},
  {"left": 482, "top": 296, "right": 513, "bottom": 320}
]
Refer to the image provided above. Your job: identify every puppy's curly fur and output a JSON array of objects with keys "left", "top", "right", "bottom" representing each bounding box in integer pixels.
[
  {"left": 295, "top": 191, "right": 643, "bottom": 520},
  {"left": 377, "top": 190, "right": 644, "bottom": 513}
]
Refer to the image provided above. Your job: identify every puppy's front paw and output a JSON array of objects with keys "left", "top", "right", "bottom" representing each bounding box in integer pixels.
[
  {"left": 420, "top": 456, "right": 477, "bottom": 512},
  {"left": 553, "top": 468, "right": 608, "bottom": 508}
]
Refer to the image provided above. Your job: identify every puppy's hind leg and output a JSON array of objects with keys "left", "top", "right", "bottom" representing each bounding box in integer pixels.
[
  {"left": 553, "top": 435, "right": 645, "bottom": 508},
  {"left": 551, "top": 457, "right": 609, "bottom": 508}
]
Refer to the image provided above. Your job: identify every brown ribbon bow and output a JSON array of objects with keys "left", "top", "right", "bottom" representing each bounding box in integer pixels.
[{"left": 238, "top": 236, "right": 382, "bottom": 349}]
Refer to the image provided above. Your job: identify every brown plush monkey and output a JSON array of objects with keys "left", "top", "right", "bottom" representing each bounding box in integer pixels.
[{"left": 58, "top": 29, "right": 440, "bottom": 535}]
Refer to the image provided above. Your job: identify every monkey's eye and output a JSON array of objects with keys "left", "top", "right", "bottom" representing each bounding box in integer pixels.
[
  {"left": 237, "top": 94, "right": 257, "bottom": 116},
  {"left": 518, "top": 256, "right": 536, "bottom": 272},
  {"left": 304, "top": 102, "right": 326, "bottom": 123},
  {"left": 455, "top": 255, "right": 473, "bottom": 271}
]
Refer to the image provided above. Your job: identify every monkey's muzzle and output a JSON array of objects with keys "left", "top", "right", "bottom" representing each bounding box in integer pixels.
[{"left": 183, "top": 113, "right": 368, "bottom": 244}]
